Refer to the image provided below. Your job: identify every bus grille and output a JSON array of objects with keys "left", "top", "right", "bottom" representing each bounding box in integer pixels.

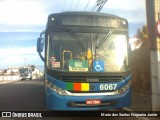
[{"left": 60, "top": 76, "right": 123, "bottom": 82}]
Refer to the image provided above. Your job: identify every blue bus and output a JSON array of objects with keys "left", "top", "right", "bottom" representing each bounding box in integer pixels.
[{"left": 37, "top": 12, "right": 131, "bottom": 110}]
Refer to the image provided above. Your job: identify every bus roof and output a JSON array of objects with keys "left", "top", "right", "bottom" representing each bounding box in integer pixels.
[
  {"left": 48, "top": 11, "right": 125, "bottom": 20},
  {"left": 47, "top": 11, "right": 128, "bottom": 31}
]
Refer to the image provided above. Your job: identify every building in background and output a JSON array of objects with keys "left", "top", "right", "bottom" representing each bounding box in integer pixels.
[{"left": 0, "top": 65, "right": 43, "bottom": 81}]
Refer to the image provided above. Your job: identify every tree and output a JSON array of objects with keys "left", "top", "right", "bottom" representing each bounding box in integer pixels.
[
  {"left": 131, "top": 25, "right": 151, "bottom": 94},
  {"left": 30, "top": 65, "right": 36, "bottom": 72}
]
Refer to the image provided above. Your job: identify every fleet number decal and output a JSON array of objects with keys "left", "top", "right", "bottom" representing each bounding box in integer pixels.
[{"left": 100, "top": 84, "right": 117, "bottom": 90}]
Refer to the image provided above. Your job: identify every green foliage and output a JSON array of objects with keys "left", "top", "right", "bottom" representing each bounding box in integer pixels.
[
  {"left": 30, "top": 65, "right": 36, "bottom": 71},
  {"left": 131, "top": 25, "right": 151, "bottom": 94}
]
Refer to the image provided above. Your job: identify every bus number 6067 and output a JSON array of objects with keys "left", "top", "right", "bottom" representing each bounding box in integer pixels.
[{"left": 100, "top": 84, "right": 117, "bottom": 91}]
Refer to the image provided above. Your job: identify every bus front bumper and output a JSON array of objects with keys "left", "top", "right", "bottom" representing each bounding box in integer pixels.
[{"left": 45, "top": 87, "right": 131, "bottom": 111}]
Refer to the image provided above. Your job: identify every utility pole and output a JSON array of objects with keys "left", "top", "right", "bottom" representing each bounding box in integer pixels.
[
  {"left": 24, "top": 58, "right": 26, "bottom": 66},
  {"left": 146, "top": 0, "right": 160, "bottom": 111}
]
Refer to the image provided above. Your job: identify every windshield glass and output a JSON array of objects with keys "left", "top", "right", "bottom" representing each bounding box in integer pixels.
[
  {"left": 19, "top": 68, "right": 29, "bottom": 74},
  {"left": 47, "top": 31, "right": 129, "bottom": 72}
]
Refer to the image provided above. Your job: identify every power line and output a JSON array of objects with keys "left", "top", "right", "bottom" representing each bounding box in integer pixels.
[
  {"left": 92, "top": 5, "right": 97, "bottom": 12},
  {"left": 62, "top": 0, "right": 67, "bottom": 11},
  {"left": 97, "top": 0, "right": 108, "bottom": 12},
  {"left": 84, "top": 0, "right": 91, "bottom": 11},
  {"left": 74, "top": 0, "right": 80, "bottom": 11},
  {"left": 91, "top": 0, "right": 108, "bottom": 12},
  {"left": 69, "top": 0, "right": 74, "bottom": 11},
  {"left": 91, "top": 0, "right": 98, "bottom": 11}
]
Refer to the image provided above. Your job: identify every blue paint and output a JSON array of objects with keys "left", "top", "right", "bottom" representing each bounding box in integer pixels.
[{"left": 93, "top": 60, "right": 104, "bottom": 72}]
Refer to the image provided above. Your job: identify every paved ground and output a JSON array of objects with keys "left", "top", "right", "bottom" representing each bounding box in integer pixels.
[
  {"left": 129, "top": 92, "right": 152, "bottom": 111},
  {"left": 0, "top": 79, "right": 44, "bottom": 111},
  {"left": 0, "top": 79, "right": 153, "bottom": 111},
  {"left": 0, "top": 80, "right": 19, "bottom": 85},
  {"left": 0, "top": 79, "right": 159, "bottom": 120}
]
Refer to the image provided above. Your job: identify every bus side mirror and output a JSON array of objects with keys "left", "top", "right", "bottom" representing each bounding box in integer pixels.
[
  {"left": 37, "top": 38, "right": 44, "bottom": 52},
  {"left": 37, "top": 37, "right": 45, "bottom": 62}
]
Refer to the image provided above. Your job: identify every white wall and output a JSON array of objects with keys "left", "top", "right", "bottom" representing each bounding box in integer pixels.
[{"left": 0, "top": 75, "right": 20, "bottom": 81}]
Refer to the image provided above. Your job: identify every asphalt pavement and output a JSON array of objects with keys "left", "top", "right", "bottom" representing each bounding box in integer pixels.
[
  {"left": 0, "top": 79, "right": 153, "bottom": 111},
  {"left": 0, "top": 79, "right": 44, "bottom": 111},
  {"left": 128, "top": 91, "right": 152, "bottom": 111},
  {"left": 0, "top": 79, "right": 159, "bottom": 120}
]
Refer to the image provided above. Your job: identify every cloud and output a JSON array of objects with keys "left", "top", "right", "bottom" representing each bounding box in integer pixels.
[
  {"left": 0, "top": 0, "right": 147, "bottom": 68},
  {"left": 0, "top": 47, "right": 36, "bottom": 56},
  {"left": 0, "top": 0, "right": 146, "bottom": 32},
  {"left": 0, "top": 32, "right": 40, "bottom": 49},
  {"left": 0, "top": 0, "right": 47, "bottom": 25},
  {"left": 0, "top": 47, "right": 44, "bottom": 68},
  {"left": 0, "top": 32, "right": 39, "bottom": 41},
  {"left": 105, "top": 9, "right": 146, "bottom": 24},
  {"left": 105, "top": 0, "right": 145, "bottom": 11},
  {"left": 0, "top": 24, "right": 45, "bottom": 32},
  {"left": 102, "top": 0, "right": 146, "bottom": 24}
]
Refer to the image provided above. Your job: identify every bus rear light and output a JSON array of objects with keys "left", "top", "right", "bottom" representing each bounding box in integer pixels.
[{"left": 118, "top": 81, "right": 130, "bottom": 94}]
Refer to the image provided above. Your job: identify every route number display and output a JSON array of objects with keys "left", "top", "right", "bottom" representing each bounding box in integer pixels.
[{"left": 69, "top": 60, "right": 88, "bottom": 72}]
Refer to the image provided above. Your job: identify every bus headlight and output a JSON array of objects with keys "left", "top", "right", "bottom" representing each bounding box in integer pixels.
[
  {"left": 118, "top": 81, "right": 130, "bottom": 94},
  {"left": 47, "top": 82, "right": 68, "bottom": 96}
]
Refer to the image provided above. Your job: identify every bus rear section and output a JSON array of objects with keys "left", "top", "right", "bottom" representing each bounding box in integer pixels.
[{"left": 37, "top": 12, "right": 131, "bottom": 110}]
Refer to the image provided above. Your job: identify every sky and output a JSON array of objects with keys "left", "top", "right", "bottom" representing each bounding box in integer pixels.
[{"left": 0, "top": 0, "right": 147, "bottom": 69}]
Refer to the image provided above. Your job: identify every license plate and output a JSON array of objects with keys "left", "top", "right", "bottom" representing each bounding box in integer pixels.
[{"left": 86, "top": 99, "right": 101, "bottom": 105}]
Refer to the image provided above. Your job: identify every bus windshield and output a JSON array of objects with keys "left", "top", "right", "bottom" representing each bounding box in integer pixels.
[
  {"left": 19, "top": 68, "right": 29, "bottom": 75},
  {"left": 47, "top": 31, "right": 129, "bottom": 72}
]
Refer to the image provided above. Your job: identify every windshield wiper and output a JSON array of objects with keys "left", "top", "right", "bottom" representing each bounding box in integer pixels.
[
  {"left": 67, "top": 29, "right": 86, "bottom": 52},
  {"left": 96, "top": 30, "right": 113, "bottom": 49},
  {"left": 94, "top": 30, "right": 113, "bottom": 60}
]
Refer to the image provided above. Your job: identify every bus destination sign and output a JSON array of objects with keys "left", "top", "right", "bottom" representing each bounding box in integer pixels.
[{"left": 69, "top": 60, "right": 88, "bottom": 72}]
